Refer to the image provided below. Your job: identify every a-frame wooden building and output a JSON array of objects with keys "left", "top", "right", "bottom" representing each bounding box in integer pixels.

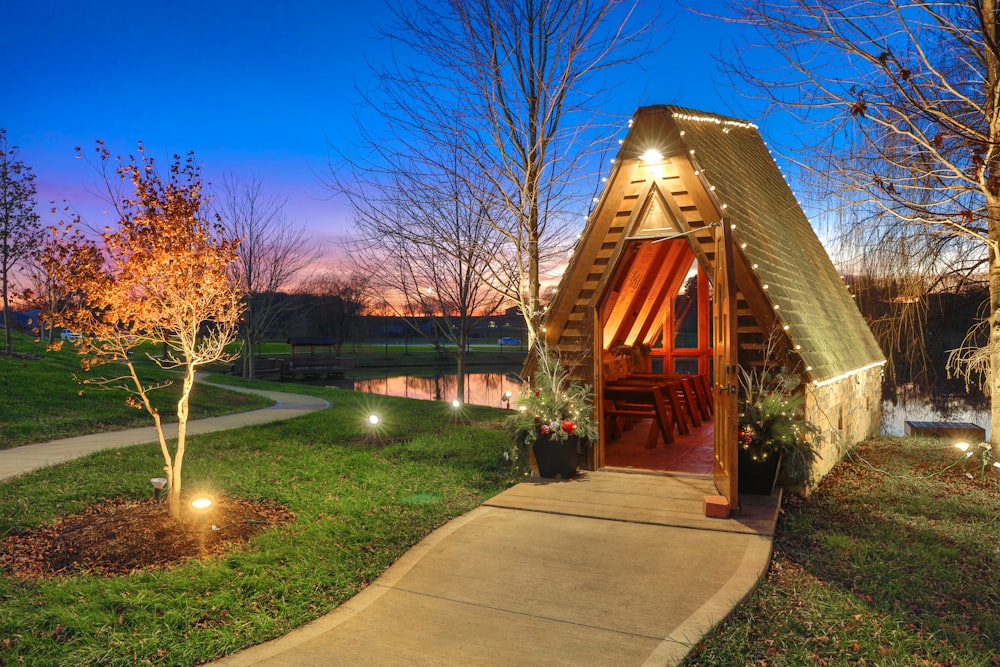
[{"left": 539, "top": 105, "right": 885, "bottom": 509}]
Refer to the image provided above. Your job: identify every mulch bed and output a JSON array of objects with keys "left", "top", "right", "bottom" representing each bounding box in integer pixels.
[{"left": 0, "top": 497, "right": 294, "bottom": 578}]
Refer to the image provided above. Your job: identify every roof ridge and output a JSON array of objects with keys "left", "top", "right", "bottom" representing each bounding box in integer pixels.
[{"left": 635, "top": 104, "right": 757, "bottom": 129}]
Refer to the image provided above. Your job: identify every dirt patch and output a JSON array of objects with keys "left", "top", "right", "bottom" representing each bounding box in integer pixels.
[{"left": 0, "top": 497, "right": 294, "bottom": 578}]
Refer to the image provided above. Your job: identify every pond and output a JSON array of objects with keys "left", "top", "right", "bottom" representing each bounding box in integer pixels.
[
  {"left": 337, "top": 372, "right": 994, "bottom": 439},
  {"left": 344, "top": 372, "right": 526, "bottom": 409}
]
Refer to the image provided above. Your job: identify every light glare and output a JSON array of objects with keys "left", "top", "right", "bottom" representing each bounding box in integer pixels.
[
  {"left": 640, "top": 149, "right": 663, "bottom": 163},
  {"left": 191, "top": 497, "right": 213, "bottom": 510}
]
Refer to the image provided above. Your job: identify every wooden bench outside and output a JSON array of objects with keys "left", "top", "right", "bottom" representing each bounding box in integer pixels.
[{"left": 903, "top": 421, "right": 986, "bottom": 442}]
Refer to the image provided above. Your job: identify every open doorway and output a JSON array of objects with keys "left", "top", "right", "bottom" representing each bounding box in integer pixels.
[{"left": 597, "top": 238, "right": 715, "bottom": 474}]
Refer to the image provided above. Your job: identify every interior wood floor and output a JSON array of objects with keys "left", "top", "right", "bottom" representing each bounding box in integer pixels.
[{"left": 602, "top": 418, "right": 714, "bottom": 474}]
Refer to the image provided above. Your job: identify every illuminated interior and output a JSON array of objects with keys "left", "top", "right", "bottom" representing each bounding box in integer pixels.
[{"left": 599, "top": 238, "right": 715, "bottom": 473}]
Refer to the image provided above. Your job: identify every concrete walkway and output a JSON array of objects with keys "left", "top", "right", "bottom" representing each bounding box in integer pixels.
[
  {"left": 0, "top": 377, "right": 330, "bottom": 481},
  {"left": 213, "top": 470, "right": 779, "bottom": 667}
]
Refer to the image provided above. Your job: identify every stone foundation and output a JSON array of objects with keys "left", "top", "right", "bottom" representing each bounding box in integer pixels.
[{"left": 803, "top": 364, "right": 885, "bottom": 486}]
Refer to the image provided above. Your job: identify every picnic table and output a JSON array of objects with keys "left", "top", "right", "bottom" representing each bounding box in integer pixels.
[{"left": 602, "top": 373, "right": 714, "bottom": 449}]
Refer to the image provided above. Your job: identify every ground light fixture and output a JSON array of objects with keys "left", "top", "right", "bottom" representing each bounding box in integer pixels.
[
  {"left": 502, "top": 391, "right": 512, "bottom": 409},
  {"left": 451, "top": 399, "right": 461, "bottom": 409},
  {"left": 954, "top": 441, "right": 976, "bottom": 460},
  {"left": 191, "top": 497, "right": 213, "bottom": 511},
  {"left": 191, "top": 497, "right": 214, "bottom": 556},
  {"left": 150, "top": 477, "right": 168, "bottom": 502},
  {"left": 365, "top": 413, "right": 380, "bottom": 443}
]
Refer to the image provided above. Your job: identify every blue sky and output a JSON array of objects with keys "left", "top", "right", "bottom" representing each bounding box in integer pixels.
[{"left": 1, "top": 1, "right": 761, "bottom": 253}]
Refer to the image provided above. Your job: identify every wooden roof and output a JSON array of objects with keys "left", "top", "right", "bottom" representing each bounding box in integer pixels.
[{"left": 542, "top": 105, "right": 885, "bottom": 384}]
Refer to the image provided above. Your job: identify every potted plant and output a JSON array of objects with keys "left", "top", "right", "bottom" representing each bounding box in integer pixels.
[
  {"left": 738, "top": 367, "right": 819, "bottom": 493},
  {"left": 507, "top": 345, "right": 598, "bottom": 479}
]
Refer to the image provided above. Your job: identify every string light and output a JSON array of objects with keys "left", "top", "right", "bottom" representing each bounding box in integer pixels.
[{"left": 671, "top": 111, "right": 758, "bottom": 130}]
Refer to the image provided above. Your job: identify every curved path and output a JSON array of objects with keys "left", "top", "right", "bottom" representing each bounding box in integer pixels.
[{"left": 0, "top": 375, "right": 330, "bottom": 481}]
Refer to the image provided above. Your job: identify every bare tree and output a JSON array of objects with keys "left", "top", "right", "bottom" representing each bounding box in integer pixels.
[
  {"left": 721, "top": 0, "right": 1000, "bottom": 438},
  {"left": 18, "top": 254, "right": 61, "bottom": 345},
  {"left": 298, "top": 271, "right": 372, "bottom": 355},
  {"left": 215, "top": 175, "right": 316, "bottom": 379},
  {"left": 352, "top": 170, "right": 509, "bottom": 401},
  {"left": 0, "top": 129, "right": 42, "bottom": 355},
  {"left": 336, "top": 0, "right": 655, "bottom": 345}
]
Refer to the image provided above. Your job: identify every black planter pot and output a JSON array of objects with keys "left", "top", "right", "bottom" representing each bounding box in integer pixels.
[
  {"left": 532, "top": 434, "right": 580, "bottom": 479},
  {"left": 738, "top": 449, "right": 781, "bottom": 495}
]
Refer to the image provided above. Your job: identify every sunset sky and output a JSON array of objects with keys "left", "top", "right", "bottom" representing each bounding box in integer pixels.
[{"left": 2, "top": 1, "right": 764, "bottom": 260}]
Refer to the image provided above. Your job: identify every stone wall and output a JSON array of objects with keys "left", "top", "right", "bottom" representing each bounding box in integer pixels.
[{"left": 803, "top": 364, "right": 885, "bottom": 485}]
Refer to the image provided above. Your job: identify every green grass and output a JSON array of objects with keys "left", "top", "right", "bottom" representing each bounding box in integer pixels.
[
  {"left": 0, "top": 387, "right": 525, "bottom": 666},
  {"left": 244, "top": 340, "right": 526, "bottom": 375},
  {"left": 0, "top": 331, "right": 272, "bottom": 449},
  {"left": 682, "top": 436, "right": 1000, "bottom": 666}
]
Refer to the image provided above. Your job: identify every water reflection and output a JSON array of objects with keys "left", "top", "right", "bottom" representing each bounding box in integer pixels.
[
  {"left": 351, "top": 372, "right": 524, "bottom": 408},
  {"left": 350, "top": 374, "right": 993, "bottom": 438}
]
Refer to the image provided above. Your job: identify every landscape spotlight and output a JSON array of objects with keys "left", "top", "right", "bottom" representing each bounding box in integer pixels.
[
  {"left": 191, "top": 497, "right": 213, "bottom": 511},
  {"left": 451, "top": 399, "right": 461, "bottom": 409},
  {"left": 501, "top": 391, "right": 512, "bottom": 409},
  {"left": 368, "top": 414, "right": 380, "bottom": 426},
  {"left": 150, "top": 477, "right": 168, "bottom": 501},
  {"left": 954, "top": 441, "right": 970, "bottom": 452}
]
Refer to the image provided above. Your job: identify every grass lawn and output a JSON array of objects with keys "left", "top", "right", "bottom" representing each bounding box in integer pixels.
[
  {"left": 0, "top": 386, "right": 525, "bottom": 666},
  {"left": 5, "top": 330, "right": 999, "bottom": 665},
  {"left": 682, "top": 436, "right": 1000, "bottom": 666},
  {"left": 0, "top": 332, "right": 272, "bottom": 449},
  {"left": 244, "top": 340, "right": 526, "bottom": 376}
]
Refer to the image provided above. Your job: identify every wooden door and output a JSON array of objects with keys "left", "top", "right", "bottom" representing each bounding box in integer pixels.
[{"left": 713, "top": 222, "right": 739, "bottom": 509}]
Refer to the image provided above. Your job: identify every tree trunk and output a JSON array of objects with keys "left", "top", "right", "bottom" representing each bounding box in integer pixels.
[
  {"left": 242, "top": 328, "right": 255, "bottom": 380},
  {"left": 990, "top": 199, "right": 1000, "bottom": 449},
  {"left": 985, "top": 0, "right": 1000, "bottom": 448},
  {"left": 456, "top": 329, "right": 467, "bottom": 404},
  {"left": 167, "top": 364, "right": 196, "bottom": 517},
  {"left": 2, "top": 271, "right": 11, "bottom": 355}
]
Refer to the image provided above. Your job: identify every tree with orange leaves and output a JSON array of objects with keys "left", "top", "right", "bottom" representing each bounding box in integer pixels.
[{"left": 41, "top": 143, "right": 244, "bottom": 518}]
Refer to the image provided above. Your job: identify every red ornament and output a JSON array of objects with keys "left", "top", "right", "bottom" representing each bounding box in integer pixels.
[
  {"left": 562, "top": 420, "right": 576, "bottom": 434},
  {"left": 535, "top": 390, "right": 540, "bottom": 397}
]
